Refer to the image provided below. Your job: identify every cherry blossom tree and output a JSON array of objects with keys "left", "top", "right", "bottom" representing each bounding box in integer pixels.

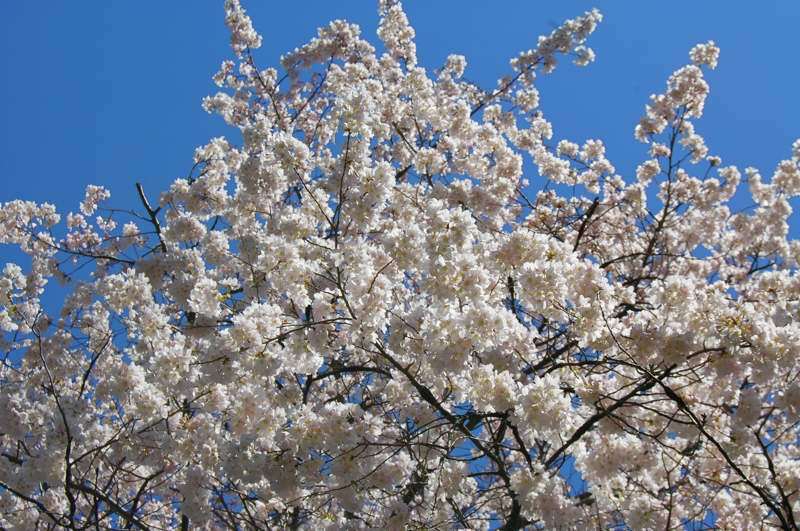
[{"left": 2, "top": 1, "right": 800, "bottom": 529}]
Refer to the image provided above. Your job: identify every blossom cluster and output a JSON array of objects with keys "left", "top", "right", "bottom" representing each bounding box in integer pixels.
[{"left": 1, "top": 2, "right": 799, "bottom": 529}]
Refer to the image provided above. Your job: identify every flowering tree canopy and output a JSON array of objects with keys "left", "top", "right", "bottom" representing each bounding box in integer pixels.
[{"left": 3, "top": 1, "right": 800, "bottom": 529}]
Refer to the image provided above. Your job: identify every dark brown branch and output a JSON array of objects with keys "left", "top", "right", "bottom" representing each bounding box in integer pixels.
[
  {"left": 656, "top": 379, "right": 794, "bottom": 530},
  {"left": 135, "top": 182, "right": 167, "bottom": 254},
  {"left": 573, "top": 197, "right": 599, "bottom": 252},
  {"left": 545, "top": 365, "right": 675, "bottom": 468}
]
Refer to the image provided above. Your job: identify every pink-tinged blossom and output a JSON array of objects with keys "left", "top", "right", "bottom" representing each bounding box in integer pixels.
[
  {"left": 690, "top": 40, "right": 720, "bottom": 69},
  {"left": 224, "top": 0, "right": 262, "bottom": 56},
  {"left": 79, "top": 184, "right": 110, "bottom": 216}
]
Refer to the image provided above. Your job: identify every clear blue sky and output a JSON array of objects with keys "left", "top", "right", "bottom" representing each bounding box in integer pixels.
[{"left": 2, "top": 1, "right": 799, "bottom": 234}]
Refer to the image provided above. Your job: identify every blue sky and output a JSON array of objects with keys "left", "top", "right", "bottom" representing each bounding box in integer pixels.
[{"left": 2, "top": 1, "right": 799, "bottom": 234}]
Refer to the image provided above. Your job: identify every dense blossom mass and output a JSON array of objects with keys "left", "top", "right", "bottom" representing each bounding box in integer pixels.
[{"left": 2, "top": 1, "right": 800, "bottom": 529}]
